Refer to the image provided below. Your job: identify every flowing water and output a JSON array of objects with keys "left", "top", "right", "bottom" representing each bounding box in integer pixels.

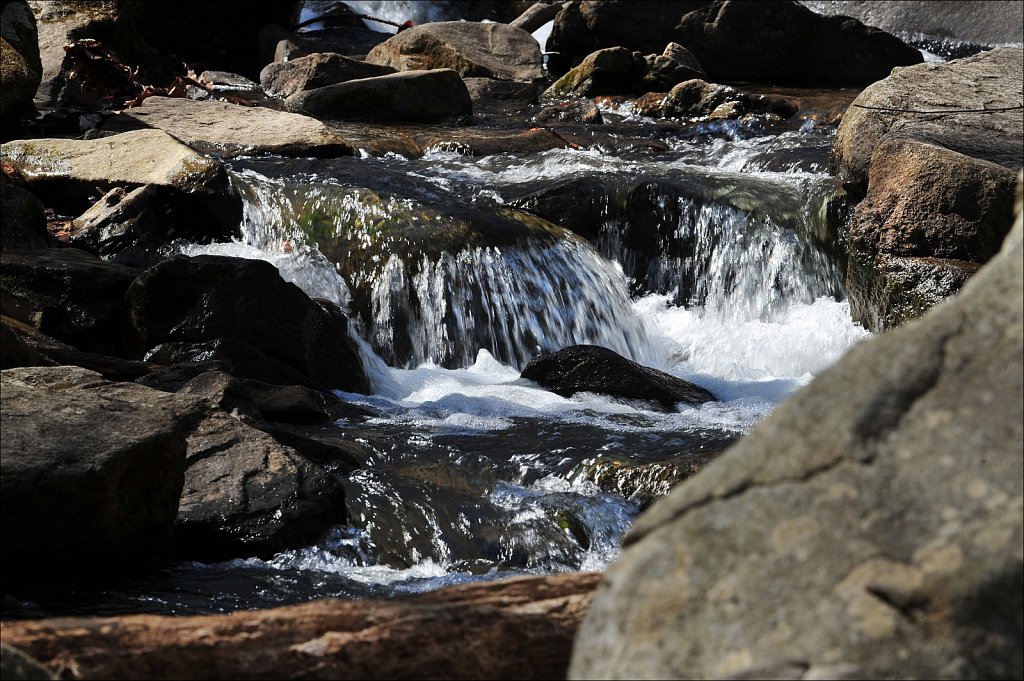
[{"left": 6, "top": 65, "right": 875, "bottom": 620}]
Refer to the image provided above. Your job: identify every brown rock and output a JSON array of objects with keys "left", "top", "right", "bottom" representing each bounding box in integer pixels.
[
  {"left": 1, "top": 1, "right": 42, "bottom": 127},
  {"left": 0, "top": 573, "right": 600, "bottom": 680},
  {"left": 260, "top": 52, "right": 396, "bottom": 99},
  {"left": 366, "top": 21, "right": 543, "bottom": 83}
]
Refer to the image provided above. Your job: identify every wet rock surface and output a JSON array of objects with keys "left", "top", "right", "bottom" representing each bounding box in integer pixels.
[
  {"left": 521, "top": 344, "right": 717, "bottom": 409},
  {"left": 0, "top": 181, "right": 49, "bottom": 251}
]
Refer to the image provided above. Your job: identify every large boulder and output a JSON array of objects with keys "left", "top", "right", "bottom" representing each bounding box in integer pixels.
[
  {"left": 546, "top": 0, "right": 921, "bottom": 84},
  {"left": 569, "top": 183, "right": 1024, "bottom": 679},
  {"left": 1, "top": 1, "right": 42, "bottom": 129},
  {"left": 542, "top": 46, "right": 648, "bottom": 98},
  {"left": 125, "top": 254, "right": 370, "bottom": 394},
  {"left": 175, "top": 411, "right": 348, "bottom": 561},
  {"left": 366, "top": 21, "right": 543, "bottom": 83},
  {"left": 832, "top": 47, "right": 1024, "bottom": 330},
  {"left": 260, "top": 52, "right": 395, "bottom": 99},
  {"left": 99, "top": 96, "right": 355, "bottom": 158},
  {"left": 0, "top": 573, "right": 599, "bottom": 681},
  {"left": 832, "top": 47, "right": 1024, "bottom": 199},
  {"left": 521, "top": 344, "right": 716, "bottom": 409},
  {"left": 0, "top": 248, "right": 139, "bottom": 357},
  {"left": 0, "top": 366, "right": 193, "bottom": 586},
  {"left": 1, "top": 129, "right": 230, "bottom": 214},
  {"left": 284, "top": 69, "right": 472, "bottom": 123}
]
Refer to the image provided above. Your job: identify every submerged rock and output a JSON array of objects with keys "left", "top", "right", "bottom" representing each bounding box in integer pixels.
[
  {"left": 366, "top": 21, "right": 544, "bottom": 83},
  {"left": 569, "top": 183, "right": 1024, "bottom": 679},
  {"left": 284, "top": 69, "right": 472, "bottom": 123},
  {"left": 521, "top": 345, "right": 716, "bottom": 410},
  {"left": 125, "top": 255, "right": 370, "bottom": 394},
  {"left": 633, "top": 79, "right": 798, "bottom": 120},
  {"left": 0, "top": 366, "right": 192, "bottom": 587}
]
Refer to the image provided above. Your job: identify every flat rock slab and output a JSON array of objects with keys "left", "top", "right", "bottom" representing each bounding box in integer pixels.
[
  {"left": 1, "top": 129, "right": 226, "bottom": 212},
  {"left": 0, "top": 366, "right": 192, "bottom": 586},
  {"left": 0, "top": 572, "right": 600, "bottom": 680},
  {"left": 521, "top": 344, "right": 716, "bottom": 410},
  {"left": 102, "top": 97, "right": 355, "bottom": 158}
]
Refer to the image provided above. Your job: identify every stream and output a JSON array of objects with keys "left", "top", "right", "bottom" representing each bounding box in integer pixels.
[{"left": 5, "top": 12, "right": 879, "bottom": 620}]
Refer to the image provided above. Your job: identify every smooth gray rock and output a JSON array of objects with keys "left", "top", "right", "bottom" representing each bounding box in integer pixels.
[
  {"left": 1, "top": 366, "right": 192, "bottom": 586},
  {"left": 284, "top": 69, "right": 472, "bottom": 123},
  {"left": 366, "top": 21, "right": 543, "bottom": 83},
  {"left": 100, "top": 97, "right": 355, "bottom": 158},
  {"left": 569, "top": 179, "right": 1024, "bottom": 679},
  {"left": 0, "top": 644, "right": 56, "bottom": 681}
]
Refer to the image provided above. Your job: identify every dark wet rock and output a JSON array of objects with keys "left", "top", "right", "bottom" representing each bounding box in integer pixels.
[
  {"left": 578, "top": 456, "right": 714, "bottom": 509},
  {"left": 569, "top": 188, "right": 1024, "bottom": 680},
  {"left": 1, "top": 573, "right": 599, "bottom": 681},
  {"left": 832, "top": 47, "right": 1024, "bottom": 200},
  {"left": 531, "top": 98, "right": 603, "bottom": 125},
  {"left": 634, "top": 79, "right": 798, "bottom": 120},
  {"left": 134, "top": 360, "right": 234, "bottom": 392},
  {"left": 0, "top": 643, "right": 56, "bottom": 681},
  {"left": 801, "top": 0, "right": 1024, "bottom": 48},
  {"left": 260, "top": 52, "right": 395, "bottom": 99},
  {"left": 521, "top": 345, "right": 716, "bottom": 409},
  {"left": 284, "top": 69, "right": 472, "bottom": 123},
  {"left": 846, "top": 253, "right": 981, "bottom": 332},
  {"left": 253, "top": 422, "right": 366, "bottom": 473},
  {"left": 125, "top": 255, "right": 369, "bottom": 394},
  {"left": 546, "top": 0, "right": 920, "bottom": 85},
  {"left": 507, "top": 175, "right": 610, "bottom": 241},
  {"left": 0, "top": 129, "right": 230, "bottom": 215},
  {"left": 1, "top": 1, "right": 42, "bottom": 129},
  {"left": 145, "top": 339, "right": 331, "bottom": 392},
  {"left": 1, "top": 182, "right": 49, "bottom": 251},
  {"left": 366, "top": 21, "right": 543, "bottom": 84},
  {"left": 99, "top": 96, "right": 355, "bottom": 159},
  {"left": 0, "top": 248, "right": 139, "bottom": 357},
  {"left": 67, "top": 184, "right": 241, "bottom": 267},
  {"left": 832, "top": 48, "right": 1023, "bottom": 330},
  {"left": 174, "top": 410, "right": 348, "bottom": 561},
  {"left": 1, "top": 366, "right": 191, "bottom": 586}
]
